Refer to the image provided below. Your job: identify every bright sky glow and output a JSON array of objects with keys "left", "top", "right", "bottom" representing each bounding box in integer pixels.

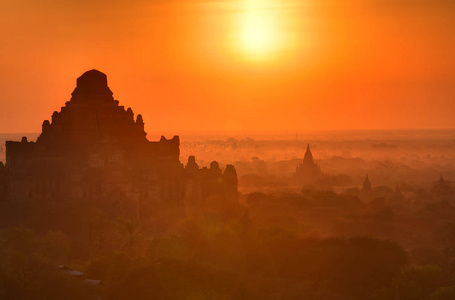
[
  {"left": 0, "top": 0, "right": 454, "bottom": 133},
  {"left": 238, "top": 0, "right": 288, "bottom": 59}
]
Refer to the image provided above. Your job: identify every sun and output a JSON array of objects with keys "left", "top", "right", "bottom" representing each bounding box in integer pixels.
[{"left": 238, "top": 0, "right": 286, "bottom": 59}]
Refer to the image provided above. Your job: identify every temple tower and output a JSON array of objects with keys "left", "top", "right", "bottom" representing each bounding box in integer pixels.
[{"left": 293, "top": 144, "right": 322, "bottom": 185}]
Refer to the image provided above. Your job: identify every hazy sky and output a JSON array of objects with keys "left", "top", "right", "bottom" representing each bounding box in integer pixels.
[{"left": 0, "top": 0, "right": 454, "bottom": 135}]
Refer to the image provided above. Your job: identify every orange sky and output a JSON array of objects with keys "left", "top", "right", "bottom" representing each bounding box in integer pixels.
[{"left": 0, "top": 0, "right": 454, "bottom": 135}]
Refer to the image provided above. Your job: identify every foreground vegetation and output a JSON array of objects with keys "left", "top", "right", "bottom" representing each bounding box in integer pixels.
[{"left": 1, "top": 190, "right": 455, "bottom": 299}]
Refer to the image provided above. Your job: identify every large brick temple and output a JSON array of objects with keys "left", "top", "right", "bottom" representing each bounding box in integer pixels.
[{"left": 1, "top": 70, "right": 237, "bottom": 217}]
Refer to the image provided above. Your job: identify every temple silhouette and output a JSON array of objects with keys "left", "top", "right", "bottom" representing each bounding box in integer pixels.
[
  {"left": 362, "top": 174, "right": 373, "bottom": 193},
  {"left": 1, "top": 70, "right": 237, "bottom": 217},
  {"left": 293, "top": 144, "right": 322, "bottom": 185},
  {"left": 431, "top": 174, "right": 453, "bottom": 202}
]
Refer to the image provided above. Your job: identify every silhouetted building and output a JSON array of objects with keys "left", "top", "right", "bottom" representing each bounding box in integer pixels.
[
  {"left": 184, "top": 157, "right": 238, "bottom": 203},
  {"left": 431, "top": 174, "right": 453, "bottom": 202},
  {"left": 2, "top": 70, "right": 237, "bottom": 217},
  {"left": 293, "top": 144, "right": 322, "bottom": 185},
  {"left": 360, "top": 174, "right": 375, "bottom": 202},
  {"left": 389, "top": 185, "right": 406, "bottom": 206},
  {"left": 223, "top": 164, "right": 239, "bottom": 201},
  {"left": 362, "top": 174, "right": 373, "bottom": 193}
]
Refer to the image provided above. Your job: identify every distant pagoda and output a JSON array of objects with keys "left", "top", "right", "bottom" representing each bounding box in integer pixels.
[
  {"left": 362, "top": 174, "right": 373, "bottom": 193},
  {"left": 431, "top": 174, "right": 453, "bottom": 202},
  {"left": 293, "top": 144, "right": 322, "bottom": 185}
]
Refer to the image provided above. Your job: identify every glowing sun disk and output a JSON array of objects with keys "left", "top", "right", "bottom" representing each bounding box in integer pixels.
[{"left": 238, "top": 0, "right": 285, "bottom": 58}]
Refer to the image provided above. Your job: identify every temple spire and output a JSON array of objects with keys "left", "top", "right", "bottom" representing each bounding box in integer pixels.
[
  {"left": 304, "top": 144, "right": 314, "bottom": 163},
  {"left": 439, "top": 174, "right": 445, "bottom": 183},
  {"left": 362, "top": 174, "right": 373, "bottom": 192}
]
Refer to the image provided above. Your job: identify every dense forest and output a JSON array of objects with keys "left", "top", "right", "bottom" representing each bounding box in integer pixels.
[{"left": 1, "top": 184, "right": 455, "bottom": 299}]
